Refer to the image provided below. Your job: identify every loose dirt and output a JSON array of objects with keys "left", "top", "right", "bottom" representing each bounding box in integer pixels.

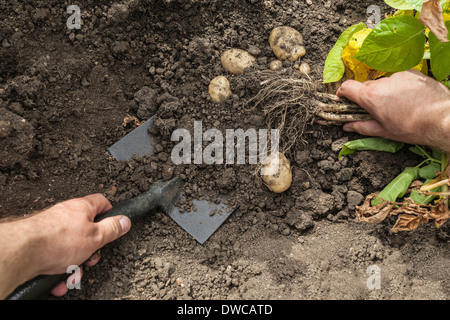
[{"left": 0, "top": 0, "right": 448, "bottom": 300}]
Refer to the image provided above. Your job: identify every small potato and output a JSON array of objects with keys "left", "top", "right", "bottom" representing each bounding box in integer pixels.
[
  {"left": 299, "top": 62, "right": 311, "bottom": 76},
  {"left": 269, "top": 26, "right": 306, "bottom": 62},
  {"left": 221, "top": 49, "right": 256, "bottom": 75},
  {"left": 209, "top": 76, "right": 232, "bottom": 103},
  {"left": 269, "top": 60, "right": 282, "bottom": 71},
  {"left": 261, "top": 152, "right": 292, "bottom": 193}
]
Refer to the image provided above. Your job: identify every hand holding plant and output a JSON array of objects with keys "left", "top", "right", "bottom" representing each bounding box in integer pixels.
[{"left": 337, "top": 69, "right": 450, "bottom": 152}]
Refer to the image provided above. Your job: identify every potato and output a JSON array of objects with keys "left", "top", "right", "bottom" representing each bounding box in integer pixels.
[
  {"left": 261, "top": 152, "right": 292, "bottom": 193},
  {"left": 221, "top": 49, "right": 256, "bottom": 75},
  {"left": 269, "top": 26, "right": 306, "bottom": 62},
  {"left": 299, "top": 62, "right": 311, "bottom": 76},
  {"left": 269, "top": 60, "right": 282, "bottom": 71},
  {"left": 208, "top": 76, "right": 232, "bottom": 103}
]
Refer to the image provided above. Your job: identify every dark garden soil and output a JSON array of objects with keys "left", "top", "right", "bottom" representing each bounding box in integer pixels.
[{"left": 0, "top": 0, "right": 449, "bottom": 300}]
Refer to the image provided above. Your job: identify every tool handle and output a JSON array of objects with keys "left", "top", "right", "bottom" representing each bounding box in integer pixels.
[
  {"left": 6, "top": 190, "right": 160, "bottom": 300},
  {"left": 5, "top": 274, "right": 69, "bottom": 300},
  {"left": 93, "top": 189, "right": 160, "bottom": 222}
]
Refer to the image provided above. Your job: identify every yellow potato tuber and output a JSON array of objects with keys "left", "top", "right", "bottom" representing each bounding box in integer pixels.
[
  {"left": 269, "top": 26, "right": 306, "bottom": 62},
  {"left": 221, "top": 49, "right": 256, "bottom": 75},
  {"left": 299, "top": 62, "right": 311, "bottom": 76},
  {"left": 269, "top": 60, "right": 283, "bottom": 71},
  {"left": 208, "top": 76, "right": 232, "bottom": 103},
  {"left": 261, "top": 152, "right": 292, "bottom": 193}
]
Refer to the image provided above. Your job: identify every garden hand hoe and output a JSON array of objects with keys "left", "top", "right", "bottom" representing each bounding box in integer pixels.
[
  {"left": 7, "top": 177, "right": 184, "bottom": 299},
  {"left": 7, "top": 118, "right": 234, "bottom": 300}
]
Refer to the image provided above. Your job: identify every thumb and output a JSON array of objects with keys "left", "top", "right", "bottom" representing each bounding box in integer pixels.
[
  {"left": 95, "top": 215, "right": 131, "bottom": 247},
  {"left": 343, "top": 120, "right": 388, "bottom": 138}
]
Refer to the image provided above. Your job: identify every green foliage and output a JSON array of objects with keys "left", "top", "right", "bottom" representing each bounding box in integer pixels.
[
  {"left": 410, "top": 179, "right": 439, "bottom": 204},
  {"left": 371, "top": 167, "right": 419, "bottom": 206},
  {"left": 339, "top": 141, "right": 442, "bottom": 207},
  {"left": 354, "top": 15, "right": 426, "bottom": 72},
  {"left": 384, "top": 0, "right": 448, "bottom": 12},
  {"left": 419, "top": 162, "right": 441, "bottom": 179},
  {"left": 323, "top": 0, "right": 450, "bottom": 85},
  {"left": 429, "top": 21, "right": 450, "bottom": 81},
  {"left": 323, "top": 23, "right": 366, "bottom": 83},
  {"left": 384, "top": 0, "right": 421, "bottom": 11},
  {"left": 338, "top": 137, "right": 405, "bottom": 159}
]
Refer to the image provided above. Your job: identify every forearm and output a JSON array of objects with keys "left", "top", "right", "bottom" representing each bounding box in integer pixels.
[
  {"left": 0, "top": 217, "right": 43, "bottom": 299},
  {"left": 0, "top": 194, "right": 129, "bottom": 299}
]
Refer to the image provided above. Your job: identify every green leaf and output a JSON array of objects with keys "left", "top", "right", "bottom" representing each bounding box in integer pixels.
[
  {"left": 354, "top": 15, "right": 426, "bottom": 72},
  {"left": 408, "top": 145, "right": 441, "bottom": 161},
  {"left": 419, "top": 162, "right": 441, "bottom": 179},
  {"left": 323, "top": 23, "right": 367, "bottom": 84},
  {"left": 338, "top": 137, "right": 405, "bottom": 159},
  {"left": 444, "top": 79, "right": 450, "bottom": 89},
  {"left": 429, "top": 21, "right": 450, "bottom": 82},
  {"left": 408, "top": 145, "right": 428, "bottom": 158},
  {"left": 371, "top": 167, "right": 420, "bottom": 206},
  {"left": 410, "top": 178, "right": 440, "bottom": 205},
  {"left": 432, "top": 149, "right": 443, "bottom": 160},
  {"left": 445, "top": 0, "right": 450, "bottom": 12},
  {"left": 384, "top": 0, "right": 416, "bottom": 10},
  {"left": 385, "top": 0, "right": 448, "bottom": 12}
]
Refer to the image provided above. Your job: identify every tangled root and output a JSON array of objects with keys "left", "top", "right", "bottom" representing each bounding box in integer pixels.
[
  {"left": 243, "top": 70, "right": 321, "bottom": 155},
  {"left": 242, "top": 69, "right": 368, "bottom": 156}
]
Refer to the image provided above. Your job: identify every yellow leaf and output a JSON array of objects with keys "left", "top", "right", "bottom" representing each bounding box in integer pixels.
[
  {"left": 341, "top": 28, "right": 386, "bottom": 82},
  {"left": 444, "top": 12, "right": 450, "bottom": 22},
  {"left": 412, "top": 59, "right": 428, "bottom": 75},
  {"left": 393, "top": 9, "right": 416, "bottom": 17}
]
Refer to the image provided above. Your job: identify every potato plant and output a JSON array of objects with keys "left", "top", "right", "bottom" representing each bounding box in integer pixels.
[
  {"left": 339, "top": 138, "right": 450, "bottom": 231},
  {"left": 323, "top": 0, "right": 450, "bottom": 231},
  {"left": 323, "top": 0, "right": 450, "bottom": 87}
]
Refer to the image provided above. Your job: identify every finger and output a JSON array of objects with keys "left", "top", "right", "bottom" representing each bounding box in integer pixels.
[
  {"left": 79, "top": 194, "right": 113, "bottom": 221},
  {"left": 85, "top": 250, "right": 101, "bottom": 267},
  {"left": 399, "top": 69, "right": 423, "bottom": 78},
  {"left": 336, "top": 80, "right": 367, "bottom": 106},
  {"left": 50, "top": 267, "right": 84, "bottom": 297},
  {"left": 343, "top": 119, "right": 389, "bottom": 138},
  {"left": 50, "top": 281, "right": 68, "bottom": 297},
  {"left": 95, "top": 215, "right": 131, "bottom": 248}
]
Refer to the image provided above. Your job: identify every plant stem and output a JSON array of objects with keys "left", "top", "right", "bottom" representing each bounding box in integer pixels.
[
  {"left": 415, "top": 158, "right": 435, "bottom": 168},
  {"left": 420, "top": 178, "right": 449, "bottom": 191},
  {"left": 416, "top": 145, "right": 441, "bottom": 164}
]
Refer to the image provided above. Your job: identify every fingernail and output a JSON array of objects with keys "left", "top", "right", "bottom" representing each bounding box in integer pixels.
[
  {"left": 119, "top": 216, "right": 131, "bottom": 234},
  {"left": 87, "top": 251, "right": 100, "bottom": 263},
  {"left": 343, "top": 124, "right": 354, "bottom": 132}
]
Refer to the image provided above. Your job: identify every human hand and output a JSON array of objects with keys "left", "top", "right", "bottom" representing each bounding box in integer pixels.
[
  {"left": 50, "top": 250, "right": 101, "bottom": 297},
  {"left": 337, "top": 69, "right": 450, "bottom": 152},
  {"left": 0, "top": 194, "right": 131, "bottom": 298}
]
